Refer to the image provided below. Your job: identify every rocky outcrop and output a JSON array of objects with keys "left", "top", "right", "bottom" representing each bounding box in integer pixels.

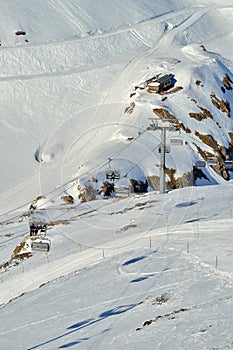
[
  {"left": 211, "top": 93, "right": 231, "bottom": 117},
  {"left": 189, "top": 106, "right": 213, "bottom": 121},
  {"left": 222, "top": 74, "right": 233, "bottom": 91}
]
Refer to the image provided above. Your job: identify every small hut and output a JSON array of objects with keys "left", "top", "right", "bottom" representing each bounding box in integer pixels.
[
  {"left": 158, "top": 74, "right": 173, "bottom": 91},
  {"left": 148, "top": 82, "right": 160, "bottom": 93},
  {"left": 148, "top": 74, "right": 173, "bottom": 93}
]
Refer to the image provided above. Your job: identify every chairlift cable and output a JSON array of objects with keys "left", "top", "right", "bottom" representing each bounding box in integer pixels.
[
  {"left": 0, "top": 126, "right": 184, "bottom": 222},
  {"left": 0, "top": 128, "right": 157, "bottom": 222}
]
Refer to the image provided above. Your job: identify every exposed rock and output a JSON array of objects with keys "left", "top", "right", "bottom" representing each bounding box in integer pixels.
[
  {"left": 47, "top": 220, "right": 69, "bottom": 226},
  {"left": 195, "top": 132, "right": 219, "bottom": 151},
  {"left": 130, "top": 92, "right": 136, "bottom": 98},
  {"left": 124, "top": 101, "right": 135, "bottom": 114},
  {"left": 102, "top": 181, "right": 115, "bottom": 197},
  {"left": 29, "top": 195, "right": 46, "bottom": 210},
  {"left": 136, "top": 307, "right": 190, "bottom": 331},
  {"left": 222, "top": 73, "right": 233, "bottom": 90},
  {"left": 228, "top": 132, "right": 233, "bottom": 146},
  {"left": 210, "top": 93, "right": 231, "bottom": 117},
  {"left": 15, "top": 30, "right": 26, "bottom": 35},
  {"left": 193, "top": 166, "right": 209, "bottom": 183},
  {"left": 153, "top": 108, "right": 176, "bottom": 121},
  {"left": 189, "top": 106, "right": 213, "bottom": 121},
  {"left": 193, "top": 144, "right": 213, "bottom": 160},
  {"left": 195, "top": 80, "right": 203, "bottom": 87},
  {"left": 166, "top": 168, "right": 194, "bottom": 189},
  {"left": 11, "top": 239, "right": 32, "bottom": 260},
  {"left": 200, "top": 44, "right": 206, "bottom": 51},
  {"left": 152, "top": 293, "right": 169, "bottom": 305},
  {"left": 193, "top": 140, "right": 230, "bottom": 180},
  {"left": 130, "top": 179, "right": 148, "bottom": 193},
  {"left": 147, "top": 170, "right": 193, "bottom": 191},
  {"left": 153, "top": 108, "right": 190, "bottom": 133},
  {"left": 147, "top": 175, "right": 159, "bottom": 191},
  {"left": 116, "top": 224, "right": 137, "bottom": 233},
  {"left": 61, "top": 195, "right": 74, "bottom": 204},
  {"left": 78, "top": 183, "right": 98, "bottom": 202}
]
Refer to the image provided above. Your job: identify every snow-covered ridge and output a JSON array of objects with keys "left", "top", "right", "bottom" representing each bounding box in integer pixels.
[{"left": 1, "top": 2, "right": 233, "bottom": 348}]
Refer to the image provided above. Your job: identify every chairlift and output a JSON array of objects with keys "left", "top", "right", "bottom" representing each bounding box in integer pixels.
[
  {"left": 158, "top": 144, "right": 170, "bottom": 153},
  {"left": 31, "top": 235, "right": 51, "bottom": 252},
  {"left": 224, "top": 161, "right": 233, "bottom": 170},
  {"left": 106, "top": 169, "right": 120, "bottom": 181},
  {"left": 115, "top": 186, "right": 130, "bottom": 198},
  {"left": 207, "top": 157, "right": 218, "bottom": 166},
  {"left": 195, "top": 160, "right": 206, "bottom": 168},
  {"left": 105, "top": 158, "right": 120, "bottom": 181},
  {"left": 29, "top": 218, "right": 47, "bottom": 236},
  {"left": 170, "top": 138, "right": 183, "bottom": 146}
]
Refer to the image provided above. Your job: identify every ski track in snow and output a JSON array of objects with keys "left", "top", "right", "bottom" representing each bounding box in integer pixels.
[
  {"left": 1, "top": 3, "right": 233, "bottom": 349},
  {"left": 129, "top": 29, "right": 153, "bottom": 48},
  {"left": 0, "top": 57, "right": 129, "bottom": 83},
  {"left": 1, "top": 4, "right": 230, "bottom": 83}
]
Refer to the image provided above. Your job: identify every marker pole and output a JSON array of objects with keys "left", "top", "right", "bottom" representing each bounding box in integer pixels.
[{"left": 215, "top": 256, "right": 219, "bottom": 269}]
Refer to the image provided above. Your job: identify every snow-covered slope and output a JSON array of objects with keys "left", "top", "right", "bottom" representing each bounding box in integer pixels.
[
  {"left": 0, "top": 1, "right": 233, "bottom": 349},
  {"left": 0, "top": 0, "right": 233, "bottom": 204},
  {"left": 1, "top": 185, "right": 233, "bottom": 350}
]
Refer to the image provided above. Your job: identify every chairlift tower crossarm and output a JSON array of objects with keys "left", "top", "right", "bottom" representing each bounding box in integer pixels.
[{"left": 147, "top": 118, "right": 180, "bottom": 194}]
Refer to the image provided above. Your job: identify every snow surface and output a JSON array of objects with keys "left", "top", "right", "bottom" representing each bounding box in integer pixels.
[{"left": 0, "top": 1, "right": 233, "bottom": 349}]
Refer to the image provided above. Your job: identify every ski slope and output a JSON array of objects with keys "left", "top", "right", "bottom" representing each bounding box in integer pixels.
[
  {"left": 0, "top": 1, "right": 233, "bottom": 349},
  {"left": 1, "top": 186, "right": 233, "bottom": 349}
]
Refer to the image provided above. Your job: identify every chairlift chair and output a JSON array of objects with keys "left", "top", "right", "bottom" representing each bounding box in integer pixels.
[
  {"left": 195, "top": 160, "right": 206, "bottom": 168},
  {"left": 224, "top": 161, "right": 233, "bottom": 170},
  {"left": 105, "top": 158, "right": 120, "bottom": 181},
  {"left": 115, "top": 185, "right": 130, "bottom": 198},
  {"left": 30, "top": 222, "right": 47, "bottom": 236},
  {"left": 29, "top": 216, "right": 47, "bottom": 236},
  {"left": 31, "top": 235, "right": 51, "bottom": 252},
  {"left": 105, "top": 169, "right": 120, "bottom": 181},
  {"left": 170, "top": 138, "right": 183, "bottom": 146},
  {"left": 158, "top": 144, "right": 170, "bottom": 153},
  {"left": 207, "top": 157, "right": 218, "bottom": 166}
]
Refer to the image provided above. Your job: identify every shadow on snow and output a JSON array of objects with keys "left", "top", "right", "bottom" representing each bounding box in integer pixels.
[
  {"left": 175, "top": 201, "right": 197, "bottom": 208},
  {"left": 130, "top": 276, "right": 150, "bottom": 283},
  {"left": 122, "top": 256, "right": 147, "bottom": 266},
  {"left": 27, "top": 304, "right": 136, "bottom": 350}
]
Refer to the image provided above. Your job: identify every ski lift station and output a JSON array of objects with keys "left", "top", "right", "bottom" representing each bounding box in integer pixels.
[
  {"left": 135, "top": 74, "right": 174, "bottom": 93},
  {"left": 148, "top": 74, "right": 173, "bottom": 93}
]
